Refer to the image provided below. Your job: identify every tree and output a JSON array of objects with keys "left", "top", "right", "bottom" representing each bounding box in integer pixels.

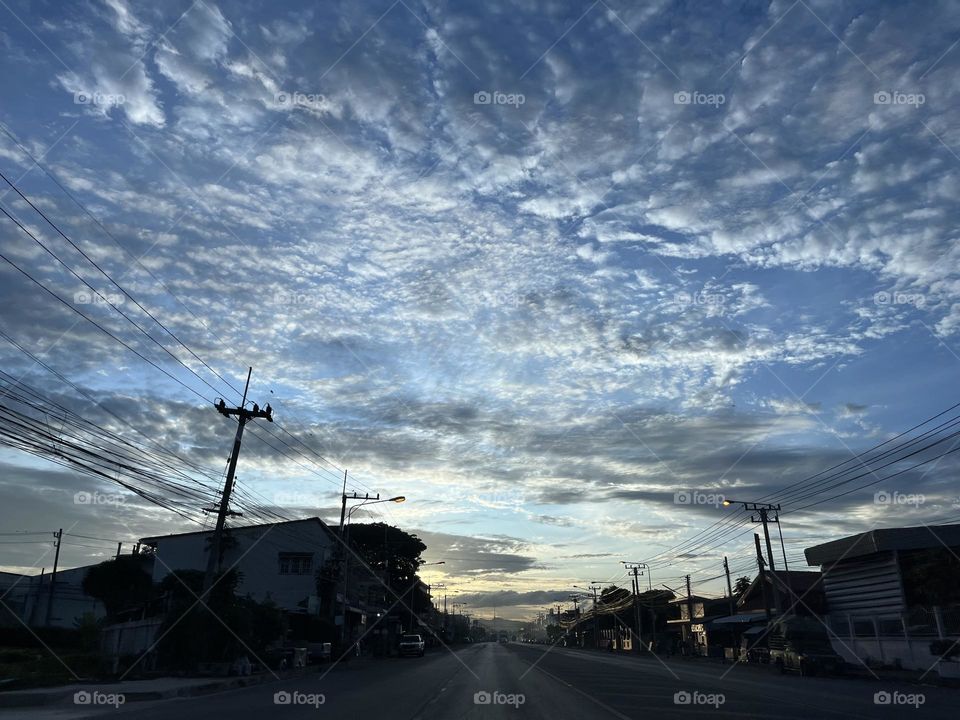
[
  {"left": 82, "top": 556, "right": 153, "bottom": 618},
  {"left": 341, "top": 522, "right": 427, "bottom": 595},
  {"left": 733, "top": 576, "right": 752, "bottom": 598},
  {"left": 902, "top": 548, "right": 960, "bottom": 606}
]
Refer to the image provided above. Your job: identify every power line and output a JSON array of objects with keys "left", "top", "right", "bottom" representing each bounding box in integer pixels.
[
  {"left": 0, "top": 236, "right": 212, "bottom": 404},
  {"left": 0, "top": 199, "right": 233, "bottom": 402}
]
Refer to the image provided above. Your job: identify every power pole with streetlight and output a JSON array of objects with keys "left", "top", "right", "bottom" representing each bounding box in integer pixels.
[{"left": 338, "top": 493, "right": 406, "bottom": 648}]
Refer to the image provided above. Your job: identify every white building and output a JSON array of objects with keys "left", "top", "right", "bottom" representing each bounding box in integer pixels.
[
  {"left": 2, "top": 565, "right": 107, "bottom": 629},
  {"left": 141, "top": 517, "right": 338, "bottom": 614}
]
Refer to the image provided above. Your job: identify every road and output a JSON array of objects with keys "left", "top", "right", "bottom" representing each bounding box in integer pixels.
[{"left": 7, "top": 641, "right": 958, "bottom": 719}]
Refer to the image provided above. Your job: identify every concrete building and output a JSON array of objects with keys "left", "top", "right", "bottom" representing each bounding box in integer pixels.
[{"left": 140, "top": 517, "right": 338, "bottom": 615}]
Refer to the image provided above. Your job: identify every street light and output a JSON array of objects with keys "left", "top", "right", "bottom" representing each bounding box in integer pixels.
[{"left": 340, "top": 493, "right": 408, "bottom": 646}]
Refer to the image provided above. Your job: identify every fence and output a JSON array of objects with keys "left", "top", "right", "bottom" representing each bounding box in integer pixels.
[{"left": 826, "top": 604, "right": 959, "bottom": 671}]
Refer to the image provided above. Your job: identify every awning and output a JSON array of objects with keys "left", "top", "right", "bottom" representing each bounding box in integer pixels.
[{"left": 707, "top": 612, "right": 768, "bottom": 628}]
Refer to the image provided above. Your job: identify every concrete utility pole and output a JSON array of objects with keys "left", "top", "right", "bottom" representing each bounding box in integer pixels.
[
  {"left": 203, "top": 368, "right": 272, "bottom": 592},
  {"left": 338, "top": 470, "right": 348, "bottom": 529},
  {"left": 44, "top": 528, "right": 62, "bottom": 626},
  {"left": 623, "top": 563, "right": 645, "bottom": 653},
  {"left": 724, "top": 556, "right": 735, "bottom": 616},
  {"left": 588, "top": 584, "right": 601, "bottom": 649},
  {"left": 569, "top": 595, "right": 581, "bottom": 646},
  {"left": 725, "top": 500, "right": 783, "bottom": 615},
  {"left": 754, "top": 533, "right": 771, "bottom": 622},
  {"left": 685, "top": 575, "right": 693, "bottom": 653},
  {"left": 757, "top": 507, "right": 782, "bottom": 615}
]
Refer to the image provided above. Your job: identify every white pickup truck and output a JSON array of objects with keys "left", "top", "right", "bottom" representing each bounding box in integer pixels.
[{"left": 398, "top": 634, "right": 425, "bottom": 657}]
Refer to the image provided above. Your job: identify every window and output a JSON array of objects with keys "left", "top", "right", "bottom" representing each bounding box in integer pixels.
[{"left": 279, "top": 552, "right": 313, "bottom": 575}]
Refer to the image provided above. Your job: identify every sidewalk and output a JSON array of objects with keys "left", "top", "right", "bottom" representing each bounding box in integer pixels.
[
  {"left": 0, "top": 666, "right": 321, "bottom": 709},
  {"left": 566, "top": 645, "right": 955, "bottom": 687}
]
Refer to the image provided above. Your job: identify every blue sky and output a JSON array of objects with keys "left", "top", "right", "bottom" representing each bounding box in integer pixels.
[{"left": 1, "top": 0, "right": 959, "bottom": 619}]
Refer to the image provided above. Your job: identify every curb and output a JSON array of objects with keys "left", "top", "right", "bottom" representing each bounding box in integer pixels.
[{"left": 0, "top": 668, "right": 319, "bottom": 709}]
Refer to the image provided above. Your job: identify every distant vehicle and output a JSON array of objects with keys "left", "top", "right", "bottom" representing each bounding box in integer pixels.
[
  {"left": 768, "top": 617, "right": 843, "bottom": 676},
  {"left": 398, "top": 634, "right": 425, "bottom": 657}
]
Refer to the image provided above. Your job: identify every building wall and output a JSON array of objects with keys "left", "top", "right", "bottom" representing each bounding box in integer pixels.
[
  {"left": 14, "top": 565, "right": 105, "bottom": 629},
  {"left": 149, "top": 521, "right": 334, "bottom": 613},
  {"left": 822, "top": 552, "right": 906, "bottom": 616}
]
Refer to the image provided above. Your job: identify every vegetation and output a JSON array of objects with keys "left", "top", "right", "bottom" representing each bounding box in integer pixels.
[
  {"left": 734, "top": 576, "right": 752, "bottom": 598},
  {"left": 154, "top": 569, "right": 284, "bottom": 670},
  {"left": 81, "top": 556, "right": 153, "bottom": 618}
]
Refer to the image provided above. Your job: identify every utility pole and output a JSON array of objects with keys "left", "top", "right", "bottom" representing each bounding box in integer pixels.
[
  {"left": 569, "top": 596, "right": 581, "bottom": 647},
  {"left": 588, "top": 583, "right": 601, "bottom": 649},
  {"left": 44, "top": 529, "right": 62, "bottom": 626},
  {"left": 623, "top": 563, "right": 645, "bottom": 653},
  {"left": 338, "top": 491, "right": 379, "bottom": 644},
  {"left": 724, "top": 556, "right": 734, "bottom": 616},
  {"left": 754, "top": 534, "right": 771, "bottom": 622},
  {"left": 777, "top": 514, "right": 792, "bottom": 608},
  {"left": 338, "top": 470, "right": 348, "bottom": 529},
  {"left": 203, "top": 368, "right": 272, "bottom": 591},
  {"left": 684, "top": 575, "right": 693, "bottom": 655},
  {"left": 115, "top": 542, "right": 122, "bottom": 560},
  {"left": 725, "top": 500, "right": 783, "bottom": 616},
  {"left": 757, "top": 508, "right": 782, "bottom": 616}
]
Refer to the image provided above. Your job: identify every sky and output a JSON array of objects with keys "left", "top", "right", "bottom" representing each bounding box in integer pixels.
[{"left": 1, "top": 0, "right": 959, "bottom": 621}]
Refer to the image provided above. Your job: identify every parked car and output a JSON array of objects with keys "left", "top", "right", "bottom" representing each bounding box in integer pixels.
[
  {"left": 399, "top": 634, "right": 425, "bottom": 657},
  {"left": 768, "top": 617, "right": 843, "bottom": 676}
]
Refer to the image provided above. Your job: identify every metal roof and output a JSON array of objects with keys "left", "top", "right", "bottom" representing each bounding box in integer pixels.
[
  {"left": 804, "top": 523, "right": 960, "bottom": 566},
  {"left": 140, "top": 516, "right": 331, "bottom": 543}
]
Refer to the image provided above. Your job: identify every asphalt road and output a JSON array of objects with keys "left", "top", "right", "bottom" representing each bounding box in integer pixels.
[{"left": 8, "top": 642, "right": 959, "bottom": 720}]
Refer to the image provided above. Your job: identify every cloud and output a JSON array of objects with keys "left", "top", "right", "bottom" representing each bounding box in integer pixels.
[{"left": 0, "top": 0, "right": 959, "bottom": 621}]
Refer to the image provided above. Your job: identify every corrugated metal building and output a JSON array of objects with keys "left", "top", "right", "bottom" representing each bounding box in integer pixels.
[{"left": 804, "top": 523, "right": 960, "bottom": 672}]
